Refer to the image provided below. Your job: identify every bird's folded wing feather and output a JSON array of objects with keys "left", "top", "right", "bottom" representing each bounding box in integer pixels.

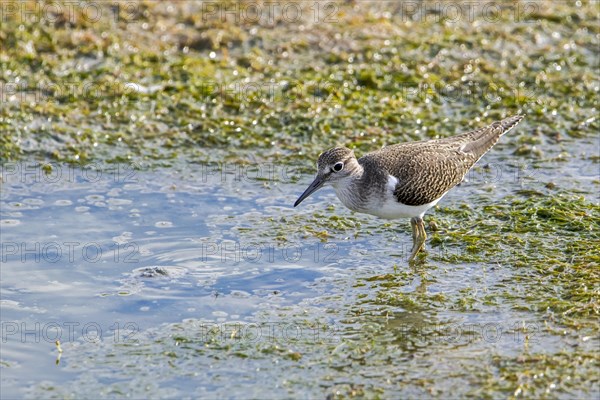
[{"left": 387, "top": 145, "right": 477, "bottom": 206}]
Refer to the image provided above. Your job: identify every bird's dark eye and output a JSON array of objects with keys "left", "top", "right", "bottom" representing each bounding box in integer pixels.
[{"left": 332, "top": 162, "right": 344, "bottom": 172}]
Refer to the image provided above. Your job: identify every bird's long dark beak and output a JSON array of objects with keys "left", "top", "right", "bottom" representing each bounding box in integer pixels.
[{"left": 294, "top": 176, "right": 325, "bottom": 207}]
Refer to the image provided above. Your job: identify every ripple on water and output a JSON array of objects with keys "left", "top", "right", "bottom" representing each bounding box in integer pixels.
[
  {"left": 231, "top": 290, "right": 251, "bottom": 298},
  {"left": 54, "top": 199, "right": 73, "bottom": 206},
  {"left": 84, "top": 195, "right": 106, "bottom": 207},
  {"left": 0, "top": 219, "right": 21, "bottom": 226},
  {"left": 113, "top": 232, "right": 134, "bottom": 244},
  {"left": 130, "top": 266, "right": 188, "bottom": 279},
  {"left": 155, "top": 221, "right": 173, "bottom": 228},
  {"left": 0, "top": 300, "right": 46, "bottom": 313},
  {"left": 107, "top": 198, "right": 133, "bottom": 206},
  {"left": 85, "top": 195, "right": 104, "bottom": 201},
  {"left": 212, "top": 310, "right": 228, "bottom": 318},
  {"left": 22, "top": 198, "right": 44, "bottom": 206},
  {"left": 4, "top": 202, "right": 41, "bottom": 211}
]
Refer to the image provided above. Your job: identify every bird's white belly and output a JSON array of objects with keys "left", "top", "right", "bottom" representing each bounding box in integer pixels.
[
  {"left": 371, "top": 196, "right": 441, "bottom": 219},
  {"left": 365, "top": 175, "right": 442, "bottom": 219}
]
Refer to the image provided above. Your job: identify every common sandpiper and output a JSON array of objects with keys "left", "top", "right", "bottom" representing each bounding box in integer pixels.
[{"left": 294, "top": 115, "right": 524, "bottom": 262}]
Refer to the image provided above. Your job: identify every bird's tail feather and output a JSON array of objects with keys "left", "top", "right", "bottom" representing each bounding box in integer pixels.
[{"left": 461, "top": 114, "right": 524, "bottom": 157}]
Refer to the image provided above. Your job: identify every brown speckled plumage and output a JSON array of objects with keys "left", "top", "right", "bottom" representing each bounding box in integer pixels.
[{"left": 327, "top": 115, "right": 523, "bottom": 206}]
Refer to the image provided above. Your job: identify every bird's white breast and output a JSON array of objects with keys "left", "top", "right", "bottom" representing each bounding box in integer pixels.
[{"left": 332, "top": 174, "right": 442, "bottom": 220}]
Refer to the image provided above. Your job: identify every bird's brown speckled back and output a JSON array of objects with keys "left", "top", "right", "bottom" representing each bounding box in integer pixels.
[{"left": 358, "top": 115, "right": 524, "bottom": 206}]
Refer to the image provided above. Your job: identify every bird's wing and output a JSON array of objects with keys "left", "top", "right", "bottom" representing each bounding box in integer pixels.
[
  {"left": 379, "top": 144, "right": 477, "bottom": 206},
  {"left": 368, "top": 115, "right": 524, "bottom": 206}
]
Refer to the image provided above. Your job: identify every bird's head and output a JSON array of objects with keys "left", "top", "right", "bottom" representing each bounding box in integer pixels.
[{"left": 294, "top": 147, "right": 359, "bottom": 207}]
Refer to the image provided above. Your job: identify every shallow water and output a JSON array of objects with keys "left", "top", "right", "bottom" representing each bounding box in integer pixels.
[
  {"left": 1, "top": 140, "right": 597, "bottom": 398},
  {"left": 0, "top": 163, "right": 338, "bottom": 397}
]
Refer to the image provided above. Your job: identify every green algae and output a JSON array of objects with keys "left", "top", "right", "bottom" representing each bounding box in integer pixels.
[
  {"left": 1, "top": 1, "right": 598, "bottom": 165},
  {"left": 430, "top": 190, "right": 599, "bottom": 322}
]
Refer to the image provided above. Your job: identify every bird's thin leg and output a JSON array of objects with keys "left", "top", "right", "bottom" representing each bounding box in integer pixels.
[
  {"left": 419, "top": 218, "right": 427, "bottom": 250},
  {"left": 410, "top": 217, "right": 418, "bottom": 243},
  {"left": 409, "top": 216, "right": 427, "bottom": 262}
]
